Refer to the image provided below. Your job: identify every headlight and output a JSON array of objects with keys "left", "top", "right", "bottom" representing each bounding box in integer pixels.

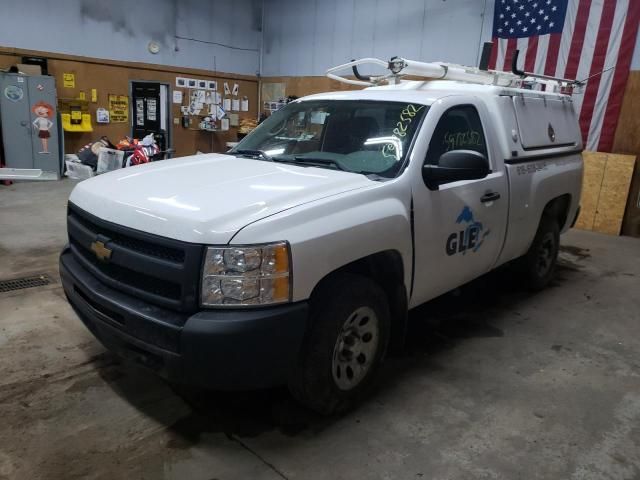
[{"left": 201, "top": 242, "right": 291, "bottom": 307}]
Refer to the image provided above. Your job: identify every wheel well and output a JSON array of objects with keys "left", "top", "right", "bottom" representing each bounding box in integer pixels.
[
  {"left": 542, "top": 194, "right": 571, "bottom": 229},
  {"left": 311, "top": 250, "right": 408, "bottom": 354}
]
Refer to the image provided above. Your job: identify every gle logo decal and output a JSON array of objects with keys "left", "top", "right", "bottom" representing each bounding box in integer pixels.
[{"left": 446, "top": 206, "right": 491, "bottom": 256}]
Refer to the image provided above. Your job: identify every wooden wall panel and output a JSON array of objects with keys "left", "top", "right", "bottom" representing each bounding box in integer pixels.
[
  {"left": 621, "top": 163, "right": 640, "bottom": 237},
  {"left": 0, "top": 48, "right": 258, "bottom": 157},
  {"left": 612, "top": 71, "right": 640, "bottom": 155},
  {"left": 593, "top": 154, "right": 636, "bottom": 235},
  {"left": 260, "top": 75, "right": 448, "bottom": 101},
  {"left": 576, "top": 152, "right": 636, "bottom": 235},
  {"left": 612, "top": 71, "right": 640, "bottom": 237},
  {"left": 260, "top": 76, "right": 360, "bottom": 100},
  {"left": 575, "top": 152, "right": 606, "bottom": 231}
]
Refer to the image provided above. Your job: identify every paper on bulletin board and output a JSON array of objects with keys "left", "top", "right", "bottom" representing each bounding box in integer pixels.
[
  {"left": 173, "top": 90, "right": 183, "bottom": 104},
  {"left": 147, "top": 98, "right": 157, "bottom": 121},
  {"left": 261, "top": 82, "right": 285, "bottom": 103},
  {"left": 241, "top": 97, "right": 249, "bottom": 111},
  {"left": 96, "top": 108, "right": 110, "bottom": 123},
  {"left": 109, "top": 94, "right": 129, "bottom": 123},
  {"left": 63, "top": 73, "right": 75, "bottom": 88},
  {"left": 223, "top": 98, "right": 231, "bottom": 111},
  {"left": 231, "top": 99, "right": 240, "bottom": 111}
]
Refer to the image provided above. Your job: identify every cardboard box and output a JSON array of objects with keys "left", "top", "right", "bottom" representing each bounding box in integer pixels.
[{"left": 16, "top": 64, "right": 42, "bottom": 76}]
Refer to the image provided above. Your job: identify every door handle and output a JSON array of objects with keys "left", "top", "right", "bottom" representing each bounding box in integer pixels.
[{"left": 481, "top": 191, "right": 501, "bottom": 203}]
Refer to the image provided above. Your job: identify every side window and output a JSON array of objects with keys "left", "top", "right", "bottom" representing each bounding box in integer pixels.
[{"left": 425, "top": 105, "right": 488, "bottom": 165}]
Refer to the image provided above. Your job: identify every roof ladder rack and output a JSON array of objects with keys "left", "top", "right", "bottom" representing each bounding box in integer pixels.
[
  {"left": 326, "top": 54, "right": 584, "bottom": 93},
  {"left": 510, "top": 49, "right": 583, "bottom": 88}
]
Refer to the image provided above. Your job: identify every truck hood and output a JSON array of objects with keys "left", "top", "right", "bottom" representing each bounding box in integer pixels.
[{"left": 69, "top": 153, "right": 373, "bottom": 244}]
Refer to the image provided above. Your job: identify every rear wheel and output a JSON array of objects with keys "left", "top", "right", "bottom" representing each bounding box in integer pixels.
[
  {"left": 288, "top": 273, "right": 390, "bottom": 415},
  {"left": 520, "top": 215, "right": 560, "bottom": 290}
]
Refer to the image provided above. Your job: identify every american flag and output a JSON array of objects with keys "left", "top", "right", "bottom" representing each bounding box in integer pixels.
[{"left": 488, "top": 0, "right": 640, "bottom": 152}]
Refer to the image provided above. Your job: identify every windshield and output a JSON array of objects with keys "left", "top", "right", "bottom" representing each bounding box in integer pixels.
[{"left": 231, "top": 100, "right": 428, "bottom": 178}]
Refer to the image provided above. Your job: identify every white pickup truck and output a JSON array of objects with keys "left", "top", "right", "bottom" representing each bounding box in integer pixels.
[{"left": 60, "top": 66, "right": 583, "bottom": 414}]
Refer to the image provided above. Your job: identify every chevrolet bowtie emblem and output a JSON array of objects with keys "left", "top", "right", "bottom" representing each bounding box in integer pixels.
[{"left": 90, "top": 240, "right": 112, "bottom": 262}]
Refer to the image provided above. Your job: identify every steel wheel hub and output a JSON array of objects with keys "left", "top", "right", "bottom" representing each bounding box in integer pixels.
[
  {"left": 536, "top": 232, "right": 556, "bottom": 277},
  {"left": 332, "top": 306, "right": 379, "bottom": 391}
]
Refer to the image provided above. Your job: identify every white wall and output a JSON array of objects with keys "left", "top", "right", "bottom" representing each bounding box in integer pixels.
[
  {"left": 2, "top": 0, "right": 639, "bottom": 76},
  {"left": 262, "top": 0, "right": 495, "bottom": 76},
  {"left": 262, "top": 0, "right": 640, "bottom": 76},
  {"left": 0, "top": 0, "right": 262, "bottom": 75}
]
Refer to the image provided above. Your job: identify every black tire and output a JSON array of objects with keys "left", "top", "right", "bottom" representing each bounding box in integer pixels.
[
  {"left": 520, "top": 215, "right": 560, "bottom": 290},
  {"left": 288, "top": 273, "right": 390, "bottom": 415}
]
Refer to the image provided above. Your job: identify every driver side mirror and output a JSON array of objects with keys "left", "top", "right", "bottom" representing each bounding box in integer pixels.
[{"left": 422, "top": 150, "right": 490, "bottom": 190}]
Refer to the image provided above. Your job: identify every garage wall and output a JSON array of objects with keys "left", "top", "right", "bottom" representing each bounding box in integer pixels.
[
  {"left": 0, "top": 0, "right": 262, "bottom": 76},
  {"left": 3, "top": 1, "right": 639, "bottom": 83},
  {"left": 0, "top": 49, "right": 259, "bottom": 156},
  {"left": 262, "top": 0, "right": 494, "bottom": 76}
]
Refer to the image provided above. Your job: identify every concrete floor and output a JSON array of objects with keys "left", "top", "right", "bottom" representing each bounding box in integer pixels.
[{"left": 1, "top": 179, "right": 639, "bottom": 480}]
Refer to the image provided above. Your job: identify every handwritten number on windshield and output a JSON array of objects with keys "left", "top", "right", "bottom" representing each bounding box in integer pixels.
[
  {"left": 394, "top": 104, "right": 424, "bottom": 137},
  {"left": 383, "top": 104, "right": 425, "bottom": 159}
]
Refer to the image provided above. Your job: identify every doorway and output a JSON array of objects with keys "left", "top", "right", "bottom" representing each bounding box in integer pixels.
[{"left": 130, "top": 81, "right": 172, "bottom": 155}]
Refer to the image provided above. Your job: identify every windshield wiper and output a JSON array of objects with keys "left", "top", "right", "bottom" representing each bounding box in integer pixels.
[
  {"left": 232, "top": 149, "right": 273, "bottom": 161},
  {"left": 272, "top": 155, "right": 347, "bottom": 171}
]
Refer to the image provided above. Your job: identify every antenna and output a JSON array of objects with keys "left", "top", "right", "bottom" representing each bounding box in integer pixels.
[{"left": 577, "top": 65, "right": 615, "bottom": 84}]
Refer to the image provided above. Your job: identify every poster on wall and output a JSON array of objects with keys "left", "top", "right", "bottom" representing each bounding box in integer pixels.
[
  {"left": 63, "top": 73, "right": 75, "bottom": 88},
  {"left": 135, "top": 99, "right": 144, "bottom": 125},
  {"left": 147, "top": 98, "right": 157, "bottom": 121},
  {"left": 108, "top": 94, "right": 129, "bottom": 123},
  {"left": 96, "top": 108, "right": 110, "bottom": 123}
]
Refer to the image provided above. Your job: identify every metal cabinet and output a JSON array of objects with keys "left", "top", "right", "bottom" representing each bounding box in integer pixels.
[{"left": 0, "top": 73, "right": 62, "bottom": 178}]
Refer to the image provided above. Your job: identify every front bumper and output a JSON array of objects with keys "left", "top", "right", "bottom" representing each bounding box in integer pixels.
[{"left": 60, "top": 246, "right": 308, "bottom": 390}]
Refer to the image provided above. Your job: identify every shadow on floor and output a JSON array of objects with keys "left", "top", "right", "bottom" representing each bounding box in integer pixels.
[{"left": 93, "top": 253, "right": 587, "bottom": 446}]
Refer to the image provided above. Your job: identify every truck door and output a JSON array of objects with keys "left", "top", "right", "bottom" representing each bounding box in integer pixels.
[{"left": 410, "top": 100, "right": 508, "bottom": 307}]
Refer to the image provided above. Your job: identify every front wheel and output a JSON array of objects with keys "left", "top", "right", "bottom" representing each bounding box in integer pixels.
[
  {"left": 519, "top": 215, "right": 560, "bottom": 290},
  {"left": 288, "top": 273, "right": 390, "bottom": 415}
]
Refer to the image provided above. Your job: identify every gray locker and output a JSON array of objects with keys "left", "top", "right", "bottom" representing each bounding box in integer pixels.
[{"left": 0, "top": 73, "right": 62, "bottom": 178}]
